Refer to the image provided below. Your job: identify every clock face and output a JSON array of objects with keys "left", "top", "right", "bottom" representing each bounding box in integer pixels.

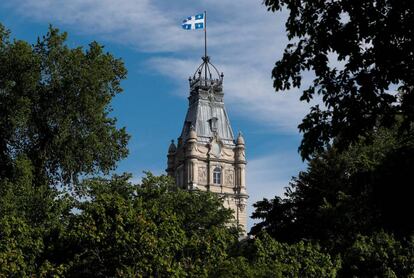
[{"left": 211, "top": 142, "right": 221, "bottom": 157}]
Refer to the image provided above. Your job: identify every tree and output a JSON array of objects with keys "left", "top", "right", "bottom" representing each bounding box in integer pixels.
[
  {"left": 250, "top": 127, "right": 414, "bottom": 276},
  {"left": 0, "top": 23, "right": 129, "bottom": 186},
  {"left": 47, "top": 173, "right": 239, "bottom": 277},
  {"left": 213, "top": 232, "right": 340, "bottom": 278},
  {"left": 0, "top": 169, "right": 239, "bottom": 276},
  {"left": 0, "top": 23, "right": 129, "bottom": 276},
  {"left": 251, "top": 127, "right": 414, "bottom": 246},
  {"left": 340, "top": 232, "right": 414, "bottom": 277},
  {"left": 0, "top": 155, "right": 72, "bottom": 276},
  {"left": 264, "top": 0, "right": 414, "bottom": 159}
]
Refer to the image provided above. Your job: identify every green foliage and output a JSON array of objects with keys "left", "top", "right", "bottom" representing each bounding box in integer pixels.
[
  {"left": 214, "top": 232, "right": 340, "bottom": 278},
  {"left": 0, "top": 23, "right": 129, "bottom": 186},
  {"left": 264, "top": 0, "right": 414, "bottom": 159},
  {"left": 341, "top": 232, "right": 414, "bottom": 277},
  {"left": 43, "top": 173, "right": 238, "bottom": 277},
  {"left": 0, "top": 216, "right": 41, "bottom": 276},
  {"left": 251, "top": 127, "right": 414, "bottom": 276},
  {"left": 251, "top": 128, "right": 414, "bottom": 245},
  {"left": 258, "top": 3, "right": 414, "bottom": 274},
  {"left": 0, "top": 155, "right": 71, "bottom": 276},
  {"left": 0, "top": 167, "right": 341, "bottom": 277},
  {"left": 0, "top": 22, "right": 128, "bottom": 276},
  {"left": 0, "top": 169, "right": 238, "bottom": 277}
]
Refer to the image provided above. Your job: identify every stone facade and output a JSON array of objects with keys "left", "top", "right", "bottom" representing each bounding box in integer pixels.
[{"left": 166, "top": 58, "right": 248, "bottom": 233}]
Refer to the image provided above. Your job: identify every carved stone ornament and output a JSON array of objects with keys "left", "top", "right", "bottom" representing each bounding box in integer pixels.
[
  {"left": 225, "top": 170, "right": 234, "bottom": 186},
  {"left": 196, "top": 145, "right": 208, "bottom": 154},
  {"left": 198, "top": 167, "right": 207, "bottom": 183},
  {"left": 238, "top": 198, "right": 247, "bottom": 212},
  {"left": 222, "top": 148, "right": 233, "bottom": 156},
  {"left": 209, "top": 139, "right": 221, "bottom": 158}
]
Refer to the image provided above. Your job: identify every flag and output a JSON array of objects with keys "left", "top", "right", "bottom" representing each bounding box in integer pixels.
[{"left": 182, "top": 13, "right": 204, "bottom": 30}]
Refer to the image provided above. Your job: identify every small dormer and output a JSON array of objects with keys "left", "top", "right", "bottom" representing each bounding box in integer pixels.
[{"left": 208, "top": 117, "right": 218, "bottom": 133}]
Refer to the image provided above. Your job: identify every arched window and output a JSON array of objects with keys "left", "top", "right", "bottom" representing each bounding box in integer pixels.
[{"left": 213, "top": 167, "right": 221, "bottom": 184}]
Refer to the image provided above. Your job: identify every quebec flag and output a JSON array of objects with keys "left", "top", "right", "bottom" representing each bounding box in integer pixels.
[{"left": 182, "top": 13, "right": 204, "bottom": 30}]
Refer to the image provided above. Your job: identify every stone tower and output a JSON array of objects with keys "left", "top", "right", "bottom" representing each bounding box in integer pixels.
[{"left": 166, "top": 56, "right": 248, "bottom": 233}]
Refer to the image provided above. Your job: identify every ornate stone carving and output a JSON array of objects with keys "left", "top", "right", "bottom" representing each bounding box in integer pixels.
[
  {"left": 222, "top": 148, "right": 233, "bottom": 156},
  {"left": 198, "top": 167, "right": 207, "bottom": 183},
  {"left": 209, "top": 141, "right": 221, "bottom": 158},
  {"left": 238, "top": 201, "right": 246, "bottom": 212},
  {"left": 196, "top": 145, "right": 208, "bottom": 154},
  {"left": 237, "top": 197, "right": 247, "bottom": 212},
  {"left": 225, "top": 169, "right": 234, "bottom": 186}
]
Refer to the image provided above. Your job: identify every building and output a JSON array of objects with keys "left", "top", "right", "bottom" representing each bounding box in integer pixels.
[{"left": 166, "top": 56, "right": 248, "bottom": 233}]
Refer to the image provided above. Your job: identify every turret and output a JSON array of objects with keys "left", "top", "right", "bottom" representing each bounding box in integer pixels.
[
  {"left": 186, "top": 126, "right": 198, "bottom": 157},
  {"left": 235, "top": 132, "right": 246, "bottom": 163},
  {"left": 185, "top": 126, "right": 198, "bottom": 190},
  {"left": 168, "top": 139, "right": 177, "bottom": 153},
  {"left": 236, "top": 132, "right": 245, "bottom": 146},
  {"left": 166, "top": 140, "right": 176, "bottom": 176},
  {"left": 234, "top": 131, "right": 247, "bottom": 218}
]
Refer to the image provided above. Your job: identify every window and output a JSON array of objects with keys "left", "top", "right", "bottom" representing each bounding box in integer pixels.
[
  {"left": 213, "top": 167, "right": 221, "bottom": 184},
  {"left": 209, "top": 117, "right": 218, "bottom": 132}
]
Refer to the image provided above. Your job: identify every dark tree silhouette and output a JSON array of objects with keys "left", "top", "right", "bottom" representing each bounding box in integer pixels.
[{"left": 264, "top": 0, "right": 414, "bottom": 159}]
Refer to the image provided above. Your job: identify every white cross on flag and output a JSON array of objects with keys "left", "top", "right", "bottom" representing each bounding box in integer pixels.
[{"left": 182, "top": 13, "right": 205, "bottom": 30}]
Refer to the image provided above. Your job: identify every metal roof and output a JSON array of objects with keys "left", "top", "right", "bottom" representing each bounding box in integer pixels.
[{"left": 179, "top": 57, "right": 235, "bottom": 146}]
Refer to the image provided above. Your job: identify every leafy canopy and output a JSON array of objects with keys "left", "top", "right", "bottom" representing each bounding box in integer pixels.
[
  {"left": 264, "top": 0, "right": 414, "bottom": 159},
  {"left": 251, "top": 126, "right": 414, "bottom": 242},
  {"left": 0, "top": 24, "right": 129, "bottom": 186},
  {"left": 57, "top": 173, "right": 239, "bottom": 277}
]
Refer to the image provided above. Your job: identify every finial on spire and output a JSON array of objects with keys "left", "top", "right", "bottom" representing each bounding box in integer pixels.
[
  {"left": 236, "top": 131, "right": 245, "bottom": 146},
  {"left": 168, "top": 139, "right": 177, "bottom": 153}
]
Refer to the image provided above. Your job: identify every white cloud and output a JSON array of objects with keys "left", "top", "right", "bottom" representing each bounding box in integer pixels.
[
  {"left": 4, "top": 0, "right": 311, "bottom": 132},
  {"left": 8, "top": 0, "right": 196, "bottom": 51}
]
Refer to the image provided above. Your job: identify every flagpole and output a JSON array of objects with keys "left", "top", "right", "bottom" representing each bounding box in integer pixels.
[
  {"left": 204, "top": 11, "right": 207, "bottom": 59},
  {"left": 204, "top": 10, "right": 207, "bottom": 84}
]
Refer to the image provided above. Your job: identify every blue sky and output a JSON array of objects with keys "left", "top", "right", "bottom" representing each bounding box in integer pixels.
[{"left": 0, "top": 0, "right": 310, "bottom": 229}]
